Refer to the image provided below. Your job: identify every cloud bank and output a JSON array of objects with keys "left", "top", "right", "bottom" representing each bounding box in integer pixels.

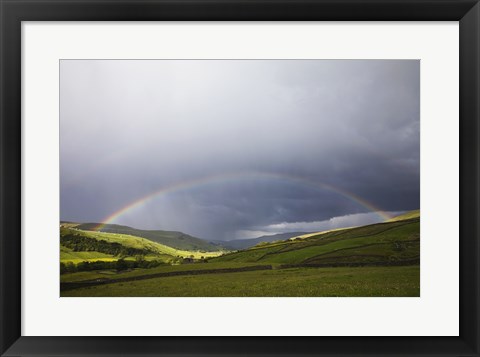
[{"left": 60, "top": 60, "right": 420, "bottom": 240}]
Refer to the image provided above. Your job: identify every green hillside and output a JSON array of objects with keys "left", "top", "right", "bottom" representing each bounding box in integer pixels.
[
  {"left": 74, "top": 223, "right": 221, "bottom": 252},
  {"left": 211, "top": 218, "right": 419, "bottom": 266},
  {"left": 60, "top": 212, "right": 420, "bottom": 297},
  {"left": 62, "top": 265, "right": 420, "bottom": 297},
  {"left": 60, "top": 227, "right": 224, "bottom": 265}
]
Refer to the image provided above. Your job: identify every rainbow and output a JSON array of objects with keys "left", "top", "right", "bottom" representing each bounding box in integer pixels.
[{"left": 94, "top": 171, "right": 392, "bottom": 231}]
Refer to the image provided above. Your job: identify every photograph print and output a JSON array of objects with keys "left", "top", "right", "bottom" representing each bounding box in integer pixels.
[{"left": 60, "top": 59, "right": 420, "bottom": 297}]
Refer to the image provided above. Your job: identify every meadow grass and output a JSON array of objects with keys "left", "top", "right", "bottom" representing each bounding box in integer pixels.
[
  {"left": 60, "top": 261, "right": 270, "bottom": 283},
  {"left": 60, "top": 246, "right": 171, "bottom": 264},
  {"left": 60, "top": 246, "right": 116, "bottom": 263},
  {"left": 61, "top": 265, "right": 420, "bottom": 297}
]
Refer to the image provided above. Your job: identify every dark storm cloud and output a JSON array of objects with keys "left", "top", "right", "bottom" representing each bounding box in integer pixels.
[{"left": 60, "top": 60, "right": 419, "bottom": 240}]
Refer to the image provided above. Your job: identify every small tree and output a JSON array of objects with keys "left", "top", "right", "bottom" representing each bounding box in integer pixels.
[
  {"left": 65, "top": 262, "right": 76, "bottom": 273},
  {"left": 116, "top": 258, "right": 128, "bottom": 272}
]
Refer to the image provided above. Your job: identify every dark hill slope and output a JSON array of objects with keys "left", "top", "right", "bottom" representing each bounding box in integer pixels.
[
  {"left": 75, "top": 223, "right": 222, "bottom": 252},
  {"left": 213, "top": 232, "right": 309, "bottom": 250}
]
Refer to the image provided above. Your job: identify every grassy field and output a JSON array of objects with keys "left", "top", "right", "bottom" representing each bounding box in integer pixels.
[
  {"left": 60, "top": 246, "right": 117, "bottom": 264},
  {"left": 61, "top": 265, "right": 420, "bottom": 297},
  {"left": 60, "top": 246, "right": 172, "bottom": 265}
]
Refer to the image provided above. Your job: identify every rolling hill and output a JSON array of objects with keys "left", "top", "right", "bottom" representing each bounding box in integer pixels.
[
  {"left": 70, "top": 223, "right": 222, "bottom": 252},
  {"left": 211, "top": 214, "right": 420, "bottom": 266},
  {"left": 60, "top": 226, "right": 224, "bottom": 265}
]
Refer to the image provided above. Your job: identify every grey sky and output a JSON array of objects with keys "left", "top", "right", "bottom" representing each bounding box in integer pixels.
[{"left": 60, "top": 60, "right": 419, "bottom": 240}]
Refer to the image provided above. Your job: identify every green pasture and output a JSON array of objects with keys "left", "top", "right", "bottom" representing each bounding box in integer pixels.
[
  {"left": 61, "top": 265, "right": 420, "bottom": 297},
  {"left": 213, "top": 220, "right": 419, "bottom": 265}
]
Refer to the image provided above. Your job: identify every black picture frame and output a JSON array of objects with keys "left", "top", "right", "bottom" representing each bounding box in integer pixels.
[{"left": 1, "top": 0, "right": 478, "bottom": 356}]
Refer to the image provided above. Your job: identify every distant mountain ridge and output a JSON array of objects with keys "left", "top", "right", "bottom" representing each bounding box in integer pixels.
[
  {"left": 71, "top": 223, "right": 222, "bottom": 252},
  {"left": 212, "top": 232, "right": 309, "bottom": 250}
]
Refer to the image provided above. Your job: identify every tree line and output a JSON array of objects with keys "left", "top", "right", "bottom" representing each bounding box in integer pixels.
[
  {"left": 61, "top": 233, "right": 153, "bottom": 257},
  {"left": 60, "top": 257, "right": 167, "bottom": 274}
]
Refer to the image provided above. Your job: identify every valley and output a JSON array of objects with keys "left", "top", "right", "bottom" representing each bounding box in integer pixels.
[{"left": 60, "top": 210, "right": 420, "bottom": 297}]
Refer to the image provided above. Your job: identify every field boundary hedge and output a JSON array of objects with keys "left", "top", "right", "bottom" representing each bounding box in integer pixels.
[
  {"left": 60, "top": 265, "right": 272, "bottom": 291},
  {"left": 61, "top": 257, "right": 420, "bottom": 292}
]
